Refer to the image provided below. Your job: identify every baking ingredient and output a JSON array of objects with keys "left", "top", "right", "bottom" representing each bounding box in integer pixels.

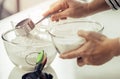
[{"left": 53, "top": 36, "right": 86, "bottom": 53}]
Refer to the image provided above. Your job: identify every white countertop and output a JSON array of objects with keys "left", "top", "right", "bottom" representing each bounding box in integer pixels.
[{"left": 0, "top": 1, "right": 120, "bottom": 79}]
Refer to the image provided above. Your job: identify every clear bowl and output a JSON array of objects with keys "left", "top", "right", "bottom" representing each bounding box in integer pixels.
[
  {"left": 1, "top": 27, "right": 57, "bottom": 70},
  {"left": 48, "top": 20, "right": 104, "bottom": 53}
]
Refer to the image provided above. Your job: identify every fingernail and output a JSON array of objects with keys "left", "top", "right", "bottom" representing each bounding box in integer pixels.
[
  {"left": 78, "top": 62, "right": 85, "bottom": 67},
  {"left": 77, "top": 57, "right": 85, "bottom": 66}
]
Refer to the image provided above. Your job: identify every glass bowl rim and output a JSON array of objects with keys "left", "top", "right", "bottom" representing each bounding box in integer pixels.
[
  {"left": 1, "top": 28, "right": 52, "bottom": 47},
  {"left": 48, "top": 20, "right": 104, "bottom": 38}
]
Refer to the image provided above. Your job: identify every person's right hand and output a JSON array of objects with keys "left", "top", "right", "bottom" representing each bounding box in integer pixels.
[{"left": 43, "top": 0, "right": 89, "bottom": 21}]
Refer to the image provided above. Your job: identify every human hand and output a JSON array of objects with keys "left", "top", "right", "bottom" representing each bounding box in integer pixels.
[
  {"left": 60, "top": 30, "right": 120, "bottom": 66},
  {"left": 43, "top": 0, "right": 89, "bottom": 21},
  {"left": 43, "top": 0, "right": 110, "bottom": 21}
]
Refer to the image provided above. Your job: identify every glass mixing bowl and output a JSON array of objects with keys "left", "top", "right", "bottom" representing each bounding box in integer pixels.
[
  {"left": 1, "top": 27, "right": 57, "bottom": 70},
  {"left": 48, "top": 20, "right": 104, "bottom": 53}
]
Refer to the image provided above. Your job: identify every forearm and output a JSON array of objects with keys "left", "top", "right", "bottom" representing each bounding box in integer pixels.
[
  {"left": 87, "top": 0, "right": 110, "bottom": 15},
  {"left": 111, "top": 38, "right": 120, "bottom": 56},
  {"left": 116, "top": 38, "right": 120, "bottom": 56}
]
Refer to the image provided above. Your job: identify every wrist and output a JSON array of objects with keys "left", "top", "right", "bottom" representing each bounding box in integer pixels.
[
  {"left": 87, "top": 0, "right": 110, "bottom": 15},
  {"left": 111, "top": 38, "right": 120, "bottom": 56},
  {"left": 116, "top": 38, "right": 120, "bottom": 56}
]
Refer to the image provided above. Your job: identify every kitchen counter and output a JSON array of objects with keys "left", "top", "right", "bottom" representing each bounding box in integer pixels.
[{"left": 0, "top": 1, "right": 120, "bottom": 79}]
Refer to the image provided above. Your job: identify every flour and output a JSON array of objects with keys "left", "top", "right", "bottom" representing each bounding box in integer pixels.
[{"left": 53, "top": 35, "right": 86, "bottom": 53}]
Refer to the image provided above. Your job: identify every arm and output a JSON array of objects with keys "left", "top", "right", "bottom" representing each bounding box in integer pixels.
[
  {"left": 43, "top": 0, "right": 120, "bottom": 21},
  {"left": 87, "top": 0, "right": 111, "bottom": 16},
  {"left": 117, "top": 38, "right": 120, "bottom": 55},
  {"left": 86, "top": 0, "right": 120, "bottom": 15}
]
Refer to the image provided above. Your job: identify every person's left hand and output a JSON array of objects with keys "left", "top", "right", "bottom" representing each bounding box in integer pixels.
[{"left": 60, "top": 30, "right": 120, "bottom": 66}]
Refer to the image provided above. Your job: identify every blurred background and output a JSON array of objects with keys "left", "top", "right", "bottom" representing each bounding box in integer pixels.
[
  {"left": 0, "top": 0, "right": 47, "bottom": 20},
  {"left": 0, "top": 0, "right": 92, "bottom": 20}
]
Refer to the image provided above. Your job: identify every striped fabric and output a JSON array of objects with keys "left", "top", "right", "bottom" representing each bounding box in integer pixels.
[{"left": 105, "top": 0, "right": 120, "bottom": 10}]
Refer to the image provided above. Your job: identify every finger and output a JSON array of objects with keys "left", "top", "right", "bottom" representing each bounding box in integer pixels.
[
  {"left": 78, "top": 30, "right": 107, "bottom": 42},
  {"left": 43, "top": 9, "right": 58, "bottom": 17},
  {"left": 60, "top": 50, "right": 81, "bottom": 59},
  {"left": 77, "top": 30, "right": 90, "bottom": 41},
  {"left": 59, "top": 44, "right": 84, "bottom": 59},
  {"left": 51, "top": 16, "right": 67, "bottom": 21},
  {"left": 51, "top": 15, "right": 59, "bottom": 22},
  {"left": 51, "top": 9, "right": 70, "bottom": 21},
  {"left": 43, "top": 2, "right": 64, "bottom": 17},
  {"left": 77, "top": 56, "right": 93, "bottom": 66},
  {"left": 60, "top": 44, "right": 85, "bottom": 59},
  {"left": 52, "top": 17, "right": 67, "bottom": 22},
  {"left": 77, "top": 41, "right": 95, "bottom": 57},
  {"left": 60, "top": 41, "right": 91, "bottom": 59},
  {"left": 60, "top": 17, "right": 67, "bottom": 20}
]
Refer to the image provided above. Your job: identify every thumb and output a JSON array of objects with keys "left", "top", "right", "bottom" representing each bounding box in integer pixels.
[
  {"left": 77, "top": 30, "right": 90, "bottom": 41},
  {"left": 51, "top": 9, "right": 70, "bottom": 20}
]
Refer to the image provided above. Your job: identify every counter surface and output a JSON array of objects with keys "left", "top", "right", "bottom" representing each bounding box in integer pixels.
[{"left": 0, "top": 1, "right": 120, "bottom": 79}]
